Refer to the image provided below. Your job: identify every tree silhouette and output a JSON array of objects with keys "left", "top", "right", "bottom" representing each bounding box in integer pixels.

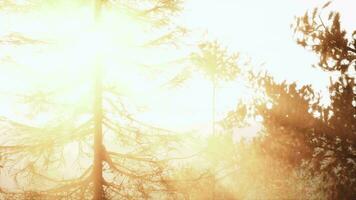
[
  {"left": 291, "top": 5, "right": 355, "bottom": 198},
  {"left": 0, "top": 0, "right": 193, "bottom": 199},
  {"left": 292, "top": 1, "right": 355, "bottom": 74},
  {"left": 190, "top": 41, "right": 240, "bottom": 135},
  {"left": 248, "top": 72, "right": 355, "bottom": 199},
  {"left": 237, "top": 4, "right": 356, "bottom": 199},
  {"left": 168, "top": 41, "right": 241, "bottom": 135},
  {"left": 217, "top": 2, "right": 355, "bottom": 199}
]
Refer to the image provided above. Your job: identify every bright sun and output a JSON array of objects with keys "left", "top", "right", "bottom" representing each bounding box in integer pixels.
[
  {"left": 0, "top": 1, "right": 151, "bottom": 122},
  {"left": 0, "top": 0, "right": 248, "bottom": 134}
]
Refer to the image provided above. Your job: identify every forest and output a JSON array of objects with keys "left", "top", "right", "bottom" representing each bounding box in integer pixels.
[{"left": 0, "top": 0, "right": 355, "bottom": 199}]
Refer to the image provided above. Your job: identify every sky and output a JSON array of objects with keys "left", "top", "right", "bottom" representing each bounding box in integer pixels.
[
  {"left": 136, "top": 0, "right": 355, "bottom": 132},
  {"left": 181, "top": 0, "right": 354, "bottom": 85},
  {"left": 0, "top": 0, "right": 355, "bottom": 135}
]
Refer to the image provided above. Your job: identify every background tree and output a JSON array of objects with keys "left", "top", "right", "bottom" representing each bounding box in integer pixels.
[
  {"left": 191, "top": 41, "right": 240, "bottom": 135},
  {"left": 293, "top": 1, "right": 355, "bottom": 74},
  {"left": 214, "top": 2, "right": 355, "bottom": 199},
  {"left": 162, "top": 41, "right": 242, "bottom": 199},
  {"left": 168, "top": 41, "right": 241, "bottom": 135},
  {"left": 230, "top": 3, "right": 356, "bottom": 199},
  {"left": 291, "top": 3, "right": 355, "bottom": 198}
]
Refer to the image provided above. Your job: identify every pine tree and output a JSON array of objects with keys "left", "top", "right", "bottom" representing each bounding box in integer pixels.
[
  {"left": 0, "top": 0, "right": 190, "bottom": 199},
  {"left": 168, "top": 41, "right": 241, "bottom": 135}
]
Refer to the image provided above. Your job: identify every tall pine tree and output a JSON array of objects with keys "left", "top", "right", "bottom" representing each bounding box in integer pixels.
[{"left": 0, "top": 0, "right": 191, "bottom": 199}]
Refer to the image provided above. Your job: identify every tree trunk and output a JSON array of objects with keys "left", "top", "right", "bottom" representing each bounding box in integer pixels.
[
  {"left": 93, "top": 0, "right": 104, "bottom": 199},
  {"left": 93, "top": 60, "right": 104, "bottom": 200}
]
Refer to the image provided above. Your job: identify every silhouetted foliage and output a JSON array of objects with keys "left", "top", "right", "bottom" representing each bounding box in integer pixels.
[
  {"left": 241, "top": 5, "right": 356, "bottom": 199},
  {"left": 292, "top": 8, "right": 355, "bottom": 199},
  {"left": 248, "top": 74, "right": 355, "bottom": 199},
  {"left": 293, "top": 5, "right": 356, "bottom": 74},
  {"left": 218, "top": 3, "right": 355, "bottom": 199}
]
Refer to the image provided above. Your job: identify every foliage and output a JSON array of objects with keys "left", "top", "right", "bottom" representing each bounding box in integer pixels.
[
  {"left": 190, "top": 41, "right": 240, "bottom": 82},
  {"left": 292, "top": 5, "right": 356, "bottom": 198},
  {"left": 216, "top": 3, "right": 356, "bottom": 199},
  {"left": 292, "top": 2, "right": 356, "bottom": 74},
  {"left": 243, "top": 5, "right": 356, "bottom": 198}
]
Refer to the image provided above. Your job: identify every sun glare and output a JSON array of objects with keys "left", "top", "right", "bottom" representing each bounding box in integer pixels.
[
  {"left": 2, "top": 3, "right": 151, "bottom": 99},
  {"left": 0, "top": 0, "right": 253, "bottom": 133},
  {"left": 0, "top": 0, "right": 355, "bottom": 199}
]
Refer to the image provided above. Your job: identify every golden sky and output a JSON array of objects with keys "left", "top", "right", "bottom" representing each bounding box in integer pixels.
[
  {"left": 0, "top": 0, "right": 354, "bottom": 135},
  {"left": 138, "top": 0, "right": 355, "bottom": 132}
]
